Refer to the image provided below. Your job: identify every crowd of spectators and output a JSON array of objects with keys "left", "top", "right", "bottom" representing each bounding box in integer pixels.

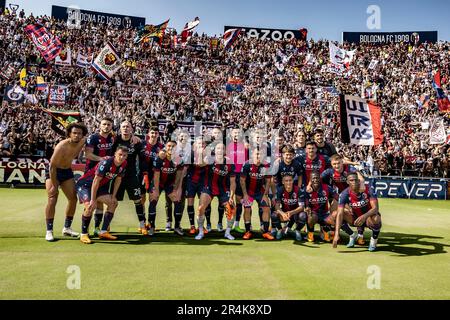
[{"left": 0, "top": 8, "right": 448, "bottom": 178}]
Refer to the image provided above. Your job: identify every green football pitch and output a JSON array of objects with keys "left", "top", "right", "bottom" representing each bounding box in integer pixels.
[{"left": 0, "top": 188, "right": 449, "bottom": 300}]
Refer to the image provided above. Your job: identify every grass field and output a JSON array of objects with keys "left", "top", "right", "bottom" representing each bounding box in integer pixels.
[{"left": 0, "top": 188, "right": 449, "bottom": 300}]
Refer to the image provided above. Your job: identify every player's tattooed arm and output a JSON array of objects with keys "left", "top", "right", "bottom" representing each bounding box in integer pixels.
[
  {"left": 131, "top": 135, "right": 141, "bottom": 145},
  {"left": 229, "top": 176, "right": 236, "bottom": 206},
  {"left": 85, "top": 147, "right": 104, "bottom": 162},
  {"left": 240, "top": 175, "right": 249, "bottom": 203},
  {"left": 150, "top": 171, "right": 160, "bottom": 201}
]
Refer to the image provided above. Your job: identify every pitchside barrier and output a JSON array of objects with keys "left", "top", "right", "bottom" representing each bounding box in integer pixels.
[
  {"left": 0, "top": 156, "right": 448, "bottom": 200},
  {"left": 366, "top": 176, "right": 448, "bottom": 200}
]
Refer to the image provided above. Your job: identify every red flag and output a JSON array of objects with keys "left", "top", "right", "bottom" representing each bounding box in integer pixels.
[{"left": 24, "top": 24, "right": 62, "bottom": 62}]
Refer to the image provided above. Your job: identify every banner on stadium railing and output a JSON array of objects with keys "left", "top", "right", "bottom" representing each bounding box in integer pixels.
[
  {"left": 342, "top": 31, "right": 438, "bottom": 44},
  {"left": 0, "top": 157, "right": 85, "bottom": 186},
  {"left": 224, "top": 26, "right": 307, "bottom": 42},
  {"left": 157, "top": 120, "right": 222, "bottom": 138},
  {"left": 367, "top": 178, "right": 447, "bottom": 200},
  {"left": 51, "top": 5, "right": 145, "bottom": 29}
]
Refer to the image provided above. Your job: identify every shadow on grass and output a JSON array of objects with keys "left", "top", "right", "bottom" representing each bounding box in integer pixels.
[
  {"left": 338, "top": 232, "right": 449, "bottom": 257},
  {"left": 91, "top": 230, "right": 244, "bottom": 246}
]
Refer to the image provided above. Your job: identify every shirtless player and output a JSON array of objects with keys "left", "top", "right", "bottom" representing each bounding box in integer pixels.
[{"left": 44, "top": 123, "right": 88, "bottom": 241}]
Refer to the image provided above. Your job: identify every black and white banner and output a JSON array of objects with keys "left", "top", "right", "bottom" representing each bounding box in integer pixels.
[
  {"left": 224, "top": 26, "right": 307, "bottom": 42},
  {"left": 339, "top": 95, "right": 383, "bottom": 145},
  {"left": 429, "top": 118, "right": 446, "bottom": 145}
]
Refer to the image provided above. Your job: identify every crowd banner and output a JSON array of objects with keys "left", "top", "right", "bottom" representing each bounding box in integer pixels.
[
  {"left": 48, "top": 85, "right": 68, "bottom": 105},
  {"left": 0, "top": 157, "right": 48, "bottom": 186},
  {"left": 92, "top": 42, "right": 122, "bottom": 81},
  {"left": 339, "top": 95, "right": 383, "bottom": 146},
  {"left": 51, "top": 5, "right": 145, "bottom": 29},
  {"left": 224, "top": 25, "right": 307, "bottom": 42},
  {"left": 342, "top": 31, "right": 438, "bottom": 45},
  {"left": 157, "top": 120, "right": 221, "bottom": 138},
  {"left": 0, "top": 157, "right": 85, "bottom": 186},
  {"left": 55, "top": 48, "right": 72, "bottom": 66},
  {"left": 367, "top": 177, "right": 447, "bottom": 200},
  {"left": 45, "top": 110, "right": 83, "bottom": 136}
]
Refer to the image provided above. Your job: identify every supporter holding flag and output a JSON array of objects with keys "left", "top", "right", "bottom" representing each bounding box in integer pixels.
[
  {"left": 24, "top": 24, "right": 62, "bottom": 62},
  {"left": 223, "top": 28, "right": 241, "bottom": 51},
  {"left": 432, "top": 70, "right": 449, "bottom": 113}
]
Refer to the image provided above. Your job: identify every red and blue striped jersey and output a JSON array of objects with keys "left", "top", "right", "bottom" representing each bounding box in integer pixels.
[
  {"left": 339, "top": 185, "right": 378, "bottom": 218},
  {"left": 140, "top": 141, "right": 164, "bottom": 174},
  {"left": 276, "top": 185, "right": 303, "bottom": 212},
  {"left": 204, "top": 162, "right": 235, "bottom": 195},
  {"left": 321, "top": 165, "right": 357, "bottom": 193},
  {"left": 153, "top": 157, "right": 183, "bottom": 188},
  {"left": 85, "top": 133, "right": 115, "bottom": 171},
  {"left": 241, "top": 162, "right": 271, "bottom": 197},
  {"left": 187, "top": 151, "right": 206, "bottom": 184},
  {"left": 78, "top": 157, "right": 127, "bottom": 189},
  {"left": 298, "top": 154, "right": 330, "bottom": 186},
  {"left": 305, "top": 183, "right": 337, "bottom": 214}
]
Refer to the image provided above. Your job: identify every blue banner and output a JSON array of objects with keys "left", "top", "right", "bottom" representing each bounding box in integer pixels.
[
  {"left": 343, "top": 31, "right": 438, "bottom": 44},
  {"left": 52, "top": 5, "right": 145, "bottom": 29},
  {"left": 368, "top": 178, "right": 447, "bottom": 200}
]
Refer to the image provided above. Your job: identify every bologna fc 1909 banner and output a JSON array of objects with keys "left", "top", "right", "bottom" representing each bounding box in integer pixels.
[{"left": 343, "top": 31, "right": 437, "bottom": 45}]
